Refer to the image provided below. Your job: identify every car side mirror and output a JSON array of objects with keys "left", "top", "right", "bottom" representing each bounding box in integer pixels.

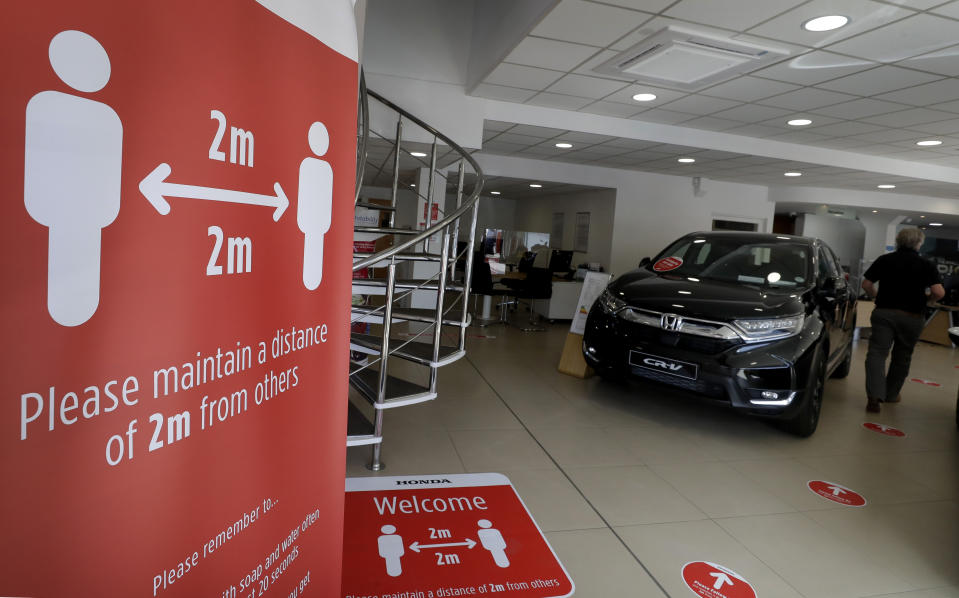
[{"left": 639, "top": 256, "right": 651, "bottom": 267}]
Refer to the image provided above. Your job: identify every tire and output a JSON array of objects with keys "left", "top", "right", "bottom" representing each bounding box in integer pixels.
[
  {"left": 596, "top": 365, "right": 624, "bottom": 383},
  {"left": 830, "top": 340, "right": 853, "bottom": 379},
  {"left": 782, "top": 348, "right": 825, "bottom": 437}
]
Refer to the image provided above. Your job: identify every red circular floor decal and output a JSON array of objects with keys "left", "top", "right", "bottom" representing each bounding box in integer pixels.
[
  {"left": 653, "top": 256, "right": 683, "bottom": 272},
  {"left": 682, "top": 562, "right": 755, "bottom": 598},
  {"left": 807, "top": 480, "right": 867, "bottom": 507},
  {"left": 910, "top": 377, "right": 940, "bottom": 387},
  {"left": 863, "top": 422, "right": 906, "bottom": 437}
]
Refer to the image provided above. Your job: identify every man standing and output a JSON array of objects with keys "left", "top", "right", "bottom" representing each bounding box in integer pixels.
[{"left": 861, "top": 228, "right": 944, "bottom": 413}]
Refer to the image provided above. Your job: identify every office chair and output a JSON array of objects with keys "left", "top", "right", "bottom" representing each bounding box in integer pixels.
[{"left": 507, "top": 267, "right": 553, "bottom": 332}]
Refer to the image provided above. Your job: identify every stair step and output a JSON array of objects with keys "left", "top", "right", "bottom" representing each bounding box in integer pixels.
[
  {"left": 354, "top": 252, "right": 443, "bottom": 263},
  {"left": 355, "top": 202, "right": 396, "bottom": 211},
  {"left": 354, "top": 226, "right": 422, "bottom": 236},
  {"left": 351, "top": 278, "right": 464, "bottom": 293},
  {"left": 349, "top": 368, "right": 436, "bottom": 408},
  {"left": 351, "top": 306, "right": 470, "bottom": 328},
  {"left": 350, "top": 333, "right": 465, "bottom": 367},
  {"left": 346, "top": 401, "right": 379, "bottom": 447}
]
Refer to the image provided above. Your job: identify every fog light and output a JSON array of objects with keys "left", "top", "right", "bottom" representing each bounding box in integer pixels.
[
  {"left": 761, "top": 391, "right": 779, "bottom": 400},
  {"left": 749, "top": 391, "right": 796, "bottom": 406}
]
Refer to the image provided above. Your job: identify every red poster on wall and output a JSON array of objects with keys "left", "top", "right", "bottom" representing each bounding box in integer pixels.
[{"left": 0, "top": 2, "right": 357, "bottom": 596}]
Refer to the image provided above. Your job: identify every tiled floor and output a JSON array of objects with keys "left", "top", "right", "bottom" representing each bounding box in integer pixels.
[{"left": 346, "top": 322, "right": 959, "bottom": 598}]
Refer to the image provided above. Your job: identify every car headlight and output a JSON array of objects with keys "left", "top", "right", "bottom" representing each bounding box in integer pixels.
[
  {"left": 732, "top": 314, "right": 804, "bottom": 342},
  {"left": 596, "top": 289, "right": 627, "bottom": 313}
]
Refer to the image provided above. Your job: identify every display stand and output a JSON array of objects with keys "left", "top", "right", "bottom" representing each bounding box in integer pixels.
[{"left": 557, "top": 271, "right": 611, "bottom": 378}]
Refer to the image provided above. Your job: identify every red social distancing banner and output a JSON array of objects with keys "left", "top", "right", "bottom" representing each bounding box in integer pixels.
[
  {"left": 1, "top": 1, "right": 357, "bottom": 596},
  {"left": 343, "top": 474, "right": 574, "bottom": 598}
]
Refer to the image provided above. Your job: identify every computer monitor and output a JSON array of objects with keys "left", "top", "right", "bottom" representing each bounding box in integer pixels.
[{"left": 549, "top": 249, "right": 574, "bottom": 272}]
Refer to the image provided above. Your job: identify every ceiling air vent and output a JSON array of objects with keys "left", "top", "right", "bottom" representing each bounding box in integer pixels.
[{"left": 594, "top": 25, "right": 789, "bottom": 91}]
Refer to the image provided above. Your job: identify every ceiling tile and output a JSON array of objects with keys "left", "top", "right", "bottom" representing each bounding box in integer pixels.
[
  {"left": 471, "top": 83, "right": 538, "bottom": 103},
  {"left": 817, "top": 65, "right": 942, "bottom": 96},
  {"left": 753, "top": 51, "right": 876, "bottom": 85},
  {"left": 874, "top": 78, "right": 959, "bottom": 106},
  {"left": 562, "top": 131, "right": 621, "bottom": 144},
  {"left": 532, "top": 0, "right": 648, "bottom": 47},
  {"left": 580, "top": 100, "right": 644, "bottom": 117},
  {"left": 909, "top": 118, "right": 959, "bottom": 134},
  {"left": 509, "top": 124, "right": 567, "bottom": 138},
  {"left": 804, "top": 120, "right": 884, "bottom": 137},
  {"left": 546, "top": 74, "right": 629, "bottom": 98},
  {"left": 711, "top": 104, "right": 794, "bottom": 123},
  {"left": 815, "top": 138, "right": 875, "bottom": 149},
  {"left": 573, "top": 49, "right": 638, "bottom": 81},
  {"left": 827, "top": 14, "right": 959, "bottom": 62},
  {"left": 603, "top": 138, "right": 665, "bottom": 150},
  {"left": 660, "top": 95, "right": 743, "bottom": 115},
  {"left": 484, "top": 64, "right": 564, "bottom": 90},
  {"left": 503, "top": 37, "right": 601, "bottom": 72},
  {"left": 809, "top": 97, "right": 909, "bottom": 119},
  {"left": 484, "top": 120, "right": 516, "bottom": 133},
  {"left": 928, "top": 99, "right": 959, "bottom": 114},
  {"left": 604, "top": 83, "right": 688, "bottom": 106},
  {"left": 861, "top": 107, "right": 959, "bottom": 127},
  {"left": 746, "top": 0, "right": 914, "bottom": 48},
  {"left": 680, "top": 116, "right": 746, "bottom": 131},
  {"left": 757, "top": 87, "right": 857, "bottom": 110},
  {"left": 701, "top": 76, "right": 800, "bottom": 102},
  {"left": 527, "top": 92, "right": 595, "bottom": 110},
  {"left": 896, "top": 45, "right": 959, "bottom": 77},
  {"left": 850, "top": 127, "right": 933, "bottom": 142},
  {"left": 764, "top": 131, "right": 830, "bottom": 143},
  {"left": 482, "top": 140, "right": 528, "bottom": 154},
  {"left": 631, "top": 109, "right": 696, "bottom": 124},
  {"left": 664, "top": 0, "right": 802, "bottom": 31},
  {"left": 593, "top": 0, "right": 676, "bottom": 12},
  {"left": 494, "top": 132, "right": 554, "bottom": 146},
  {"left": 887, "top": 0, "right": 956, "bottom": 8},
  {"left": 930, "top": 1, "right": 959, "bottom": 17}
]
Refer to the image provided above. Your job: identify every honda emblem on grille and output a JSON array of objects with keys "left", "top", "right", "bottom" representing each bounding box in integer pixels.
[{"left": 660, "top": 313, "right": 683, "bottom": 331}]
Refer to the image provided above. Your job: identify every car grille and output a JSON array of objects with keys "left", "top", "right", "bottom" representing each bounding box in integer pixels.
[
  {"left": 630, "top": 366, "right": 727, "bottom": 398},
  {"left": 619, "top": 318, "right": 740, "bottom": 355}
]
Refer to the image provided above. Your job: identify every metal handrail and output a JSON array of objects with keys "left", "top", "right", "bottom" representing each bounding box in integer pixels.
[
  {"left": 352, "top": 89, "right": 483, "bottom": 272},
  {"left": 354, "top": 71, "right": 369, "bottom": 205}
]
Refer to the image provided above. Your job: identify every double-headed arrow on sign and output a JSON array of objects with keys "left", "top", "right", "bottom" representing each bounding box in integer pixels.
[
  {"left": 140, "top": 163, "right": 289, "bottom": 221},
  {"left": 409, "top": 538, "right": 477, "bottom": 552}
]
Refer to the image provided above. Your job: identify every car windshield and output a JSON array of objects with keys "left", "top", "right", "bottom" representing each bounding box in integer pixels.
[{"left": 652, "top": 237, "right": 810, "bottom": 287}]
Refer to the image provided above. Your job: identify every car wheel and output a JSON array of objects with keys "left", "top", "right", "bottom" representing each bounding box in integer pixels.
[
  {"left": 830, "top": 340, "right": 853, "bottom": 379},
  {"left": 783, "top": 348, "right": 825, "bottom": 437},
  {"left": 595, "top": 365, "right": 624, "bottom": 383}
]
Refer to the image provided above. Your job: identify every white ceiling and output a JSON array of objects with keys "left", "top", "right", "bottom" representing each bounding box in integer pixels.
[{"left": 471, "top": 0, "right": 959, "bottom": 196}]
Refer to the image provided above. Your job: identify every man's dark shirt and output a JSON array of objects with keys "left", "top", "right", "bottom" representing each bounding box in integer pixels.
[{"left": 863, "top": 248, "right": 941, "bottom": 314}]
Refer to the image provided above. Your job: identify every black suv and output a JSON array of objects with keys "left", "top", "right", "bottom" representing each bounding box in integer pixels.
[{"left": 583, "top": 232, "right": 856, "bottom": 436}]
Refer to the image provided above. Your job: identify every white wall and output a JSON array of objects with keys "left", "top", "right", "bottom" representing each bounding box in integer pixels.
[
  {"left": 473, "top": 153, "right": 774, "bottom": 278},
  {"left": 513, "top": 188, "right": 615, "bottom": 270},
  {"left": 796, "top": 214, "right": 866, "bottom": 277}
]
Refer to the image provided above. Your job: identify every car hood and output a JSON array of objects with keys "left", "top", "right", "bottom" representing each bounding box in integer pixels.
[{"left": 610, "top": 269, "right": 807, "bottom": 321}]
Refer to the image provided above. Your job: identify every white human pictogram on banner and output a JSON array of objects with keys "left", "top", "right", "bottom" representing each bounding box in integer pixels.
[
  {"left": 297, "top": 121, "right": 333, "bottom": 290},
  {"left": 378, "top": 524, "right": 405, "bottom": 577},
  {"left": 24, "top": 30, "right": 122, "bottom": 327}
]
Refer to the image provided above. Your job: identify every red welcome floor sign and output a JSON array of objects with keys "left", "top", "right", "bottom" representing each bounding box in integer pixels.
[
  {"left": 343, "top": 473, "right": 574, "bottom": 598},
  {"left": 808, "top": 480, "right": 867, "bottom": 507},
  {"left": 682, "top": 561, "right": 756, "bottom": 598}
]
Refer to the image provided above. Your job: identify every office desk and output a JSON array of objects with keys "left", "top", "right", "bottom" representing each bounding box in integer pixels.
[
  {"left": 920, "top": 303, "right": 959, "bottom": 346},
  {"left": 533, "top": 279, "right": 584, "bottom": 321}
]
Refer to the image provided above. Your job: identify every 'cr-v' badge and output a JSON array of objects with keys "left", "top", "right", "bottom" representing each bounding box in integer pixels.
[{"left": 660, "top": 313, "right": 683, "bottom": 331}]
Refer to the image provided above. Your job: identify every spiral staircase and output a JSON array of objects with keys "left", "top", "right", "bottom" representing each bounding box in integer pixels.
[{"left": 347, "top": 78, "right": 483, "bottom": 471}]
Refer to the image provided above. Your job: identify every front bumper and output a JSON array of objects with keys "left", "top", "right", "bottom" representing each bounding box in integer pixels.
[{"left": 582, "top": 305, "right": 818, "bottom": 419}]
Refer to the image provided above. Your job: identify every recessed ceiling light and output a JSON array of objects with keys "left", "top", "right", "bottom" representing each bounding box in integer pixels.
[
  {"left": 803, "top": 15, "right": 849, "bottom": 32},
  {"left": 872, "top": 210, "right": 879, "bottom": 213},
  {"left": 930, "top": 222, "right": 943, "bottom": 226},
  {"left": 410, "top": 183, "right": 416, "bottom": 187},
  {"left": 916, "top": 140, "right": 942, "bottom": 146},
  {"left": 784, "top": 171, "right": 802, "bottom": 177},
  {"left": 490, "top": 191, "right": 500, "bottom": 195},
  {"left": 877, "top": 184, "right": 896, "bottom": 189},
  {"left": 920, "top": 215, "right": 925, "bottom": 218},
  {"left": 555, "top": 142, "right": 573, "bottom": 149},
  {"left": 677, "top": 157, "right": 696, "bottom": 163},
  {"left": 529, "top": 183, "right": 542, "bottom": 188},
  {"left": 787, "top": 118, "right": 812, "bottom": 126},
  {"left": 410, "top": 151, "right": 429, "bottom": 158},
  {"left": 632, "top": 93, "right": 657, "bottom": 102}
]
